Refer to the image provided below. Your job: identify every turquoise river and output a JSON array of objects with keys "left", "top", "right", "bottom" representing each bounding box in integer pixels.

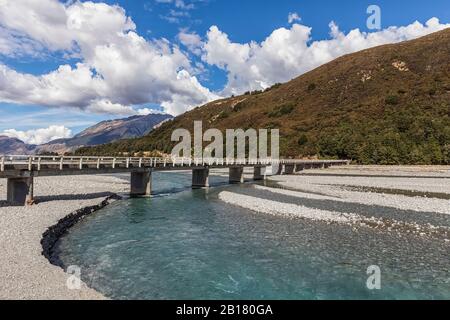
[{"left": 56, "top": 172, "right": 450, "bottom": 300}]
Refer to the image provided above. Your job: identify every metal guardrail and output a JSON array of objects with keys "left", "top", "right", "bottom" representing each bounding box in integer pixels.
[{"left": 0, "top": 155, "right": 350, "bottom": 172}]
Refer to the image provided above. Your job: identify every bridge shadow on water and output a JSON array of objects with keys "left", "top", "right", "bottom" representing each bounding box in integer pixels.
[{"left": 35, "top": 192, "right": 116, "bottom": 204}]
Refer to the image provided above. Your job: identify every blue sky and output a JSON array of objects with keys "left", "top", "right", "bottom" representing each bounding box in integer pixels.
[
  {"left": 0, "top": 0, "right": 449, "bottom": 143},
  {"left": 99, "top": 0, "right": 450, "bottom": 90}
]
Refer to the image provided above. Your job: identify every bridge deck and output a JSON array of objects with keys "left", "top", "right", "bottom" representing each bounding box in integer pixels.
[
  {"left": 0, "top": 155, "right": 349, "bottom": 178},
  {"left": 0, "top": 155, "right": 350, "bottom": 205}
]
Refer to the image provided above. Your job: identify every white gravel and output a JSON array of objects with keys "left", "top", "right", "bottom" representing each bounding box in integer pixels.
[
  {"left": 253, "top": 185, "right": 450, "bottom": 215},
  {"left": 303, "top": 165, "right": 450, "bottom": 178},
  {"left": 0, "top": 174, "right": 128, "bottom": 300},
  {"left": 219, "top": 191, "right": 360, "bottom": 223},
  {"left": 218, "top": 166, "right": 450, "bottom": 240},
  {"left": 270, "top": 169, "right": 450, "bottom": 194},
  {"left": 286, "top": 166, "right": 450, "bottom": 194}
]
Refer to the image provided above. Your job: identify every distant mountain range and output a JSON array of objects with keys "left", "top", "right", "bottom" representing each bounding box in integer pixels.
[
  {"left": 0, "top": 136, "right": 36, "bottom": 155},
  {"left": 0, "top": 113, "right": 173, "bottom": 155},
  {"left": 77, "top": 29, "right": 450, "bottom": 165}
]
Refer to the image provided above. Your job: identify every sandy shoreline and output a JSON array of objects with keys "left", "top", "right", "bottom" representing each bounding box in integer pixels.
[
  {"left": 0, "top": 174, "right": 128, "bottom": 300},
  {"left": 0, "top": 166, "right": 449, "bottom": 300}
]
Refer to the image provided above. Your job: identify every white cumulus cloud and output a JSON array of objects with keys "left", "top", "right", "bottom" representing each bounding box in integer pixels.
[
  {"left": 288, "top": 12, "right": 301, "bottom": 24},
  {"left": 200, "top": 17, "right": 450, "bottom": 96},
  {"left": 0, "top": 0, "right": 219, "bottom": 116},
  {"left": 2, "top": 125, "right": 72, "bottom": 145},
  {"left": 178, "top": 29, "right": 203, "bottom": 55},
  {"left": 136, "top": 107, "right": 167, "bottom": 115},
  {"left": 0, "top": 0, "right": 449, "bottom": 117},
  {"left": 155, "top": 0, "right": 195, "bottom": 10}
]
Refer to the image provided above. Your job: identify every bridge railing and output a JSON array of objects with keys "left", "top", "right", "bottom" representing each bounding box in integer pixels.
[
  {"left": 0, "top": 155, "right": 162, "bottom": 171},
  {"left": 0, "top": 155, "right": 350, "bottom": 172}
]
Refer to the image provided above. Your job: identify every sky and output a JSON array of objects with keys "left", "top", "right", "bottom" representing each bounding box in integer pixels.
[{"left": 0, "top": 0, "right": 449, "bottom": 144}]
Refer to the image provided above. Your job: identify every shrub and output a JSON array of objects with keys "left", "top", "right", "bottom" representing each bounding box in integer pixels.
[
  {"left": 307, "top": 83, "right": 316, "bottom": 91},
  {"left": 218, "top": 111, "right": 230, "bottom": 119},
  {"left": 385, "top": 95, "right": 399, "bottom": 105},
  {"left": 265, "top": 122, "right": 280, "bottom": 130},
  {"left": 268, "top": 104, "right": 295, "bottom": 117},
  {"left": 298, "top": 134, "right": 308, "bottom": 146},
  {"left": 233, "top": 100, "right": 248, "bottom": 112},
  {"left": 265, "top": 83, "right": 282, "bottom": 92}
]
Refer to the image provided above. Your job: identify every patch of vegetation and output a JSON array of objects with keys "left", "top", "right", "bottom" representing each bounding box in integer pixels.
[
  {"left": 265, "top": 83, "right": 282, "bottom": 92},
  {"left": 385, "top": 95, "right": 400, "bottom": 105},
  {"left": 307, "top": 83, "right": 317, "bottom": 91},
  {"left": 268, "top": 103, "right": 295, "bottom": 118},
  {"left": 233, "top": 101, "right": 247, "bottom": 112},
  {"left": 38, "top": 151, "right": 59, "bottom": 156},
  {"left": 217, "top": 111, "right": 230, "bottom": 120},
  {"left": 316, "top": 105, "right": 450, "bottom": 164},
  {"left": 297, "top": 134, "right": 308, "bottom": 146},
  {"left": 244, "top": 90, "right": 263, "bottom": 96},
  {"left": 265, "top": 121, "right": 280, "bottom": 130}
]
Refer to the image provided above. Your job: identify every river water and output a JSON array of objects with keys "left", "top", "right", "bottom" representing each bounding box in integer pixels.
[{"left": 57, "top": 171, "right": 450, "bottom": 300}]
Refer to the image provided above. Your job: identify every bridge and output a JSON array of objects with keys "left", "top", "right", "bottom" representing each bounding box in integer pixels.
[{"left": 0, "top": 155, "right": 350, "bottom": 206}]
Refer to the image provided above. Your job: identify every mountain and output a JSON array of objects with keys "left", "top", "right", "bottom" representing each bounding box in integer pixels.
[
  {"left": 37, "top": 113, "right": 173, "bottom": 154},
  {"left": 76, "top": 29, "right": 450, "bottom": 165},
  {"left": 0, "top": 136, "right": 36, "bottom": 155},
  {"left": 1, "top": 113, "right": 173, "bottom": 155}
]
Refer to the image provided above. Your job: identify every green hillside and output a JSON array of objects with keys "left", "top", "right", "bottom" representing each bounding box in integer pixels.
[{"left": 77, "top": 29, "right": 450, "bottom": 165}]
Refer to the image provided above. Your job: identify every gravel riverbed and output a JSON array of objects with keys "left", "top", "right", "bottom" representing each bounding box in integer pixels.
[
  {"left": 0, "top": 166, "right": 448, "bottom": 299},
  {"left": 0, "top": 174, "right": 128, "bottom": 300},
  {"left": 219, "top": 166, "right": 450, "bottom": 241}
]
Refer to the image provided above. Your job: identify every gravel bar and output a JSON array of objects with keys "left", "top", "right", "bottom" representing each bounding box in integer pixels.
[{"left": 0, "top": 175, "right": 128, "bottom": 300}]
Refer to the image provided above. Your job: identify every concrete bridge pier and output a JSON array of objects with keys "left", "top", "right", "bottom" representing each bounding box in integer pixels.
[
  {"left": 229, "top": 167, "right": 244, "bottom": 184},
  {"left": 273, "top": 164, "right": 283, "bottom": 175},
  {"left": 253, "top": 166, "right": 266, "bottom": 181},
  {"left": 7, "top": 177, "right": 34, "bottom": 206},
  {"left": 192, "top": 168, "right": 210, "bottom": 189},
  {"left": 283, "top": 164, "right": 295, "bottom": 175},
  {"left": 131, "top": 171, "right": 152, "bottom": 196}
]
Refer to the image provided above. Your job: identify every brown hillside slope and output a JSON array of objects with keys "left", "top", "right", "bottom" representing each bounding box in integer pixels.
[{"left": 77, "top": 29, "right": 450, "bottom": 164}]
